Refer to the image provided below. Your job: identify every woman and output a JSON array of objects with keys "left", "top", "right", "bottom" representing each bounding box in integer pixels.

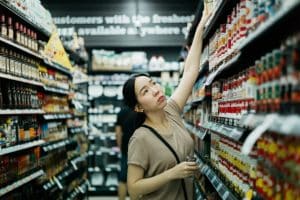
[{"left": 122, "top": 3, "right": 209, "bottom": 200}]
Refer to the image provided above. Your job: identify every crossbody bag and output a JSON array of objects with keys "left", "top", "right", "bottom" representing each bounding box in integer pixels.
[{"left": 141, "top": 124, "right": 188, "bottom": 200}]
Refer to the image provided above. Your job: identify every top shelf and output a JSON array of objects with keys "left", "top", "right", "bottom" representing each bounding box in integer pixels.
[
  {"left": 0, "top": 36, "right": 72, "bottom": 77},
  {"left": 203, "top": 0, "right": 233, "bottom": 41},
  {"left": 0, "top": 1, "right": 51, "bottom": 38},
  {"left": 42, "top": 59, "right": 73, "bottom": 77}
]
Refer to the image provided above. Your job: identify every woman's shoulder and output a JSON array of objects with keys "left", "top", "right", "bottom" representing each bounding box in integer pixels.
[
  {"left": 129, "top": 126, "right": 151, "bottom": 143},
  {"left": 165, "top": 98, "right": 181, "bottom": 116}
]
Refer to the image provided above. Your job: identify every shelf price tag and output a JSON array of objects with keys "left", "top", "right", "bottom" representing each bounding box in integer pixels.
[
  {"left": 53, "top": 176, "right": 63, "bottom": 190},
  {"left": 222, "top": 191, "right": 229, "bottom": 200},
  {"left": 71, "top": 160, "right": 78, "bottom": 170}
]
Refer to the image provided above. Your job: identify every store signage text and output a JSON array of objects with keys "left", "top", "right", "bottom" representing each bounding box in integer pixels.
[{"left": 53, "top": 14, "right": 194, "bottom": 37}]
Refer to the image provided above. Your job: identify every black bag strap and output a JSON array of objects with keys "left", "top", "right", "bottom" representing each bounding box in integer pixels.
[{"left": 141, "top": 124, "right": 188, "bottom": 200}]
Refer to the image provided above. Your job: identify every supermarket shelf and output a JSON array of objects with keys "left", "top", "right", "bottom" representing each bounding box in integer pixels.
[
  {"left": 195, "top": 154, "right": 239, "bottom": 200},
  {"left": 194, "top": 181, "right": 206, "bottom": 200},
  {"left": 199, "top": 60, "right": 208, "bottom": 72},
  {"left": 0, "top": 36, "right": 43, "bottom": 59},
  {"left": 0, "top": 140, "right": 45, "bottom": 156},
  {"left": 205, "top": 53, "right": 241, "bottom": 86},
  {"left": 69, "top": 127, "right": 86, "bottom": 134},
  {"left": 239, "top": 0, "right": 300, "bottom": 51},
  {"left": 105, "top": 164, "right": 120, "bottom": 172},
  {"left": 43, "top": 113, "right": 72, "bottom": 120},
  {"left": 203, "top": 0, "right": 228, "bottom": 40},
  {"left": 99, "top": 81, "right": 125, "bottom": 86},
  {"left": 42, "top": 139, "right": 72, "bottom": 153},
  {"left": 88, "top": 185, "right": 117, "bottom": 196},
  {"left": 0, "top": 169, "right": 44, "bottom": 197},
  {"left": 206, "top": 121, "right": 247, "bottom": 142},
  {"left": 43, "top": 86, "right": 69, "bottom": 95},
  {"left": 70, "top": 153, "right": 88, "bottom": 170},
  {"left": 42, "top": 178, "right": 59, "bottom": 191},
  {"left": 88, "top": 167, "right": 101, "bottom": 173},
  {"left": 43, "top": 163, "right": 83, "bottom": 191},
  {"left": 0, "top": 72, "right": 44, "bottom": 87},
  {"left": 66, "top": 181, "right": 89, "bottom": 200},
  {"left": 0, "top": 1, "right": 51, "bottom": 37},
  {"left": 192, "top": 95, "right": 207, "bottom": 104},
  {"left": 201, "top": 164, "right": 238, "bottom": 200},
  {"left": 184, "top": 122, "right": 208, "bottom": 140},
  {"left": 0, "top": 109, "right": 44, "bottom": 115},
  {"left": 43, "top": 59, "right": 72, "bottom": 77},
  {"left": 240, "top": 113, "right": 300, "bottom": 136}
]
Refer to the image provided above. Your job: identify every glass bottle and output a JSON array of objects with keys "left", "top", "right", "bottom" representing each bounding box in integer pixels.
[
  {"left": 23, "top": 26, "right": 28, "bottom": 47},
  {"left": 8, "top": 50, "right": 13, "bottom": 75},
  {"left": 15, "top": 22, "right": 21, "bottom": 44},
  {"left": 34, "top": 32, "right": 38, "bottom": 51},
  {"left": 19, "top": 24, "right": 24, "bottom": 46},
  {"left": 27, "top": 29, "right": 32, "bottom": 50},
  {"left": 0, "top": 47, "right": 6, "bottom": 73},
  {"left": 7, "top": 17, "right": 13, "bottom": 40},
  {"left": 0, "top": 15, "right": 7, "bottom": 38},
  {"left": 7, "top": 81, "right": 13, "bottom": 109}
]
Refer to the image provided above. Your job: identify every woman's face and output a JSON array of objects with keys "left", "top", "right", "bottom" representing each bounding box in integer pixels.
[{"left": 134, "top": 76, "right": 167, "bottom": 112}]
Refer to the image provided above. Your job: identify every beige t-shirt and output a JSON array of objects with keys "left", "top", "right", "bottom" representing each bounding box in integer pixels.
[{"left": 128, "top": 99, "right": 194, "bottom": 200}]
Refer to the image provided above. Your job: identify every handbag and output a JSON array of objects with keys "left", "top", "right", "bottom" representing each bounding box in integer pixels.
[{"left": 141, "top": 124, "right": 188, "bottom": 200}]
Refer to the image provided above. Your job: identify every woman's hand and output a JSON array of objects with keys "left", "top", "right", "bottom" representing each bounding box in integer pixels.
[
  {"left": 198, "top": 1, "right": 212, "bottom": 30},
  {"left": 168, "top": 162, "right": 200, "bottom": 180}
]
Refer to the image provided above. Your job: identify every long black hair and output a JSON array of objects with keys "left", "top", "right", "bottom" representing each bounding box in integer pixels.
[{"left": 122, "top": 73, "right": 150, "bottom": 128}]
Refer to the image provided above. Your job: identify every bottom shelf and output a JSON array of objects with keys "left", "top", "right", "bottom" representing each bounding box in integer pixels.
[
  {"left": 0, "top": 169, "right": 44, "bottom": 197},
  {"left": 88, "top": 186, "right": 118, "bottom": 196}
]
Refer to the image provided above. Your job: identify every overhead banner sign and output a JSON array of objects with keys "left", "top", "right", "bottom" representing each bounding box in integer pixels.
[
  {"left": 54, "top": 14, "right": 193, "bottom": 37},
  {"left": 44, "top": 0, "right": 196, "bottom": 47}
]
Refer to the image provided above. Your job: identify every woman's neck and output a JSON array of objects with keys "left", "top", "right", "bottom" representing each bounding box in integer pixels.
[{"left": 144, "top": 110, "right": 168, "bottom": 127}]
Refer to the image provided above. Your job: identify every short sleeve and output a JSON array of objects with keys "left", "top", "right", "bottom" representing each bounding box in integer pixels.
[
  {"left": 165, "top": 98, "right": 181, "bottom": 116},
  {"left": 127, "top": 134, "right": 149, "bottom": 170}
]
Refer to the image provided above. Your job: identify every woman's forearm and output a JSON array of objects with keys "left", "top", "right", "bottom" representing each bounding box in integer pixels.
[
  {"left": 128, "top": 169, "right": 174, "bottom": 198},
  {"left": 184, "top": 24, "right": 204, "bottom": 74}
]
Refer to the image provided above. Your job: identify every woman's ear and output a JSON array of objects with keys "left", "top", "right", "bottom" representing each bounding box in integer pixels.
[{"left": 134, "top": 105, "right": 144, "bottom": 112}]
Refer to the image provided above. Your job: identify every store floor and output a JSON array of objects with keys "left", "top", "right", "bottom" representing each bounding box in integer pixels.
[{"left": 88, "top": 197, "right": 130, "bottom": 200}]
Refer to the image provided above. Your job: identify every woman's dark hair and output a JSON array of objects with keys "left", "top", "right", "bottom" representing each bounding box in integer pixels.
[{"left": 122, "top": 73, "right": 150, "bottom": 128}]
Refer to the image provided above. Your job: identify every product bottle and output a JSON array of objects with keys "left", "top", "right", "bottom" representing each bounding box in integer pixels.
[
  {"left": 15, "top": 22, "right": 20, "bottom": 43},
  {"left": 7, "top": 81, "right": 13, "bottom": 109},
  {"left": 4, "top": 48, "right": 8, "bottom": 74},
  {"left": 23, "top": 26, "right": 28, "bottom": 47},
  {"left": 0, "top": 47, "right": 6, "bottom": 73},
  {"left": 27, "top": 29, "right": 32, "bottom": 50},
  {"left": 19, "top": 24, "right": 24, "bottom": 46},
  {"left": 11, "top": 82, "right": 18, "bottom": 109},
  {"left": 0, "top": 15, "right": 7, "bottom": 38},
  {"left": 8, "top": 50, "right": 14, "bottom": 75},
  {"left": 7, "top": 17, "right": 13, "bottom": 40}
]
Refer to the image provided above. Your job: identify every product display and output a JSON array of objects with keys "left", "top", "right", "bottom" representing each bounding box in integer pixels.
[
  {"left": 184, "top": 0, "right": 300, "bottom": 200},
  {"left": 0, "top": 1, "right": 89, "bottom": 199}
]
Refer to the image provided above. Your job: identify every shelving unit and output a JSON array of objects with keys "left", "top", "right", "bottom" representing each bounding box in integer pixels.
[
  {"left": 0, "top": 1, "right": 51, "bottom": 37},
  {"left": 185, "top": 0, "right": 300, "bottom": 199},
  {"left": 0, "top": 2, "right": 89, "bottom": 199},
  {"left": 0, "top": 169, "right": 45, "bottom": 197},
  {"left": 0, "top": 140, "right": 45, "bottom": 156}
]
